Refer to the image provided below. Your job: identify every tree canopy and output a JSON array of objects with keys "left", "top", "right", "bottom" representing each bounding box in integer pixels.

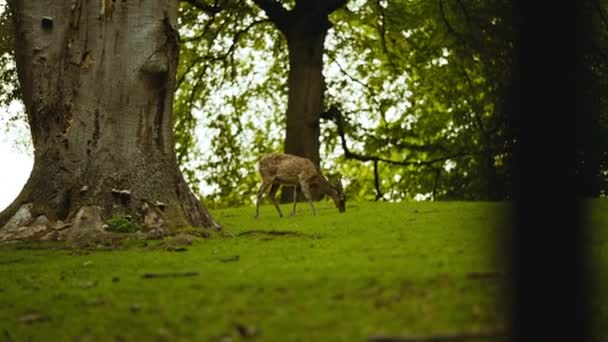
[{"left": 1, "top": 0, "right": 607, "bottom": 208}]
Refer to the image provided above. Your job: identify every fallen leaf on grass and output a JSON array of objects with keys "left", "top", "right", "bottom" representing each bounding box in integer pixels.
[
  {"left": 235, "top": 323, "right": 259, "bottom": 338},
  {"left": 85, "top": 297, "right": 105, "bottom": 306},
  {"left": 80, "top": 281, "right": 97, "bottom": 289}
]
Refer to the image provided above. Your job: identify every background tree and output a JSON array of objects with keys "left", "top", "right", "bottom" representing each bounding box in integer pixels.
[
  {"left": 0, "top": 0, "right": 219, "bottom": 241},
  {"left": 177, "top": 0, "right": 347, "bottom": 202},
  {"left": 252, "top": 0, "right": 347, "bottom": 201}
]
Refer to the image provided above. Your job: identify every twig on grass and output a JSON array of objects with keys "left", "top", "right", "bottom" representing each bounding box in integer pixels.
[
  {"left": 141, "top": 272, "right": 199, "bottom": 279},
  {"left": 236, "top": 230, "right": 320, "bottom": 239}
]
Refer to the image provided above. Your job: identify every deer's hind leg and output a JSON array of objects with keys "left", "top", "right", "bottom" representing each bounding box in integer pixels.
[
  {"left": 291, "top": 185, "right": 299, "bottom": 216},
  {"left": 268, "top": 183, "right": 284, "bottom": 217},
  {"left": 255, "top": 180, "right": 272, "bottom": 218}
]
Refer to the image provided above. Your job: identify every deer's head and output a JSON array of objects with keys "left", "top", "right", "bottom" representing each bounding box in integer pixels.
[{"left": 332, "top": 178, "right": 346, "bottom": 213}]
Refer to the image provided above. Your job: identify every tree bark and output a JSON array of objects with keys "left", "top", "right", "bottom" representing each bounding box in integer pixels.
[
  {"left": 0, "top": 0, "right": 220, "bottom": 242},
  {"left": 480, "top": 151, "right": 501, "bottom": 200},
  {"left": 283, "top": 15, "right": 328, "bottom": 169},
  {"left": 280, "top": 13, "right": 328, "bottom": 202}
]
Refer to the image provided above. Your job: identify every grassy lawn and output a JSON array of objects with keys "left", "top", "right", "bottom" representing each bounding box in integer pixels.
[{"left": 0, "top": 200, "right": 605, "bottom": 341}]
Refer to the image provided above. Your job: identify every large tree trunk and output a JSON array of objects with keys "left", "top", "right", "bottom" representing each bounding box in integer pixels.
[{"left": 0, "top": 0, "right": 219, "bottom": 242}]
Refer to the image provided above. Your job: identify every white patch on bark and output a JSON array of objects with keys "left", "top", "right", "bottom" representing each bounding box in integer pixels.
[
  {"left": 63, "top": 206, "right": 105, "bottom": 242},
  {"left": 0, "top": 205, "right": 53, "bottom": 242},
  {"left": 1, "top": 203, "right": 34, "bottom": 231},
  {"left": 141, "top": 201, "right": 164, "bottom": 229}
]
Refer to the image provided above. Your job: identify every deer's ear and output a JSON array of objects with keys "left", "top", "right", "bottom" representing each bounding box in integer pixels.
[{"left": 336, "top": 176, "right": 344, "bottom": 191}]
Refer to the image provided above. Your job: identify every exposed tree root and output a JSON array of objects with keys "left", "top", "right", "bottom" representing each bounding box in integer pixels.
[{"left": 0, "top": 203, "right": 195, "bottom": 246}]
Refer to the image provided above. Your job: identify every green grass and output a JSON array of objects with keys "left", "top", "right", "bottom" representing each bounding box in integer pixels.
[{"left": 0, "top": 200, "right": 605, "bottom": 341}]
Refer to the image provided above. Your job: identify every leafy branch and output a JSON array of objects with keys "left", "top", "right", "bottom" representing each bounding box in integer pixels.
[
  {"left": 321, "top": 106, "right": 482, "bottom": 200},
  {"left": 180, "top": 0, "right": 224, "bottom": 15}
]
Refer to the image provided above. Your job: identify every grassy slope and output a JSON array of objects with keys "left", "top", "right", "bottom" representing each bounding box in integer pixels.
[{"left": 0, "top": 200, "right": 605, "bottom": 341}]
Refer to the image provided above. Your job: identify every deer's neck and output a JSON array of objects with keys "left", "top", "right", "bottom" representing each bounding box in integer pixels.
[{"left": 324, "top": 184, "right": 339, "bottom": 200}]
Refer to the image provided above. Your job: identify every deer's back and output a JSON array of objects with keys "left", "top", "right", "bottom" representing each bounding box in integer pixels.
[{"left": 259, "top": 153, "right": 318, "bottom": 184}]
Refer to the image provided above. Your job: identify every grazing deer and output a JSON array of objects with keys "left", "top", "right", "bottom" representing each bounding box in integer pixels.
[{"left": 255, "top": 153, "right": 346, "bottom": 218}]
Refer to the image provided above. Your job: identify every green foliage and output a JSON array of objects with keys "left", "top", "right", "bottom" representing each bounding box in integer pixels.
[
  {"left": 0, "top": 3, "right": 27, "bottom": 139},
  {"left": 324, "top": 0, "right": 516, "bottom": 201},
  {"left": 105, "top": 215, "right": 140, "bottom": 233},
  {"left": 175, "top": 1, "right": 287, "bottom": 206},
  {"left": 0, "top": 4, "right": 19, "bottom": 104},
  {"left": 0, "top": 200, "right": 510, "bottom": 340}
]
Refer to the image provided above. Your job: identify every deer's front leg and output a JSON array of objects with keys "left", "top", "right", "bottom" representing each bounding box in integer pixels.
[
  {"left": 255, "top": 180, "right": 272, "bottom": 218},
  {"left": 300, "top": 182, "right": 317, "bottom": 216},
  {"left": 268, "top": 183, "right": 284, "bottom": 217},
  {"left": 291, "top": 185, "right": 299, "bottom": 216}
]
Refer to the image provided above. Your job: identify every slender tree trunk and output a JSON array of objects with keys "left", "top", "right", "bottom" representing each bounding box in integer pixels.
[
  {"left": 480, "top": 151, "right": 501, "bottom": 200},
  {"left": 0, "top": 0, "right": 219, "bottom": 242},
  {"left": 281, "top": 19, "right": 327, "bottom": 202},
  {"left": 284, "top": 27, "right": 326, "bottom": 168}
]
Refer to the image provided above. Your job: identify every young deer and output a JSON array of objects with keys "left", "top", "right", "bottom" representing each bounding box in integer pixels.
[{"left": 255, "top": 153, "right": 346, "bottom": 218}]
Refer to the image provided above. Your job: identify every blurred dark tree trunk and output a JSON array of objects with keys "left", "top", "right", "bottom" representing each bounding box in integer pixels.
[{"left": 509, "top": 0, "right": 589, "bottom": 341}]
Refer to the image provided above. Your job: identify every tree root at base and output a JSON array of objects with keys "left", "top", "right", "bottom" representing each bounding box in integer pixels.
[{"left": 0, "top": 203, "right": 203, "bottom": 246}]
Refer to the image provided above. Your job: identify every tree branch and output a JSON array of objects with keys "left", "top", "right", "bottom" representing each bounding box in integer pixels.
[
  {"left": 327, "top": 54, "right": 383, "bottom": 113},
  {"left": 431, "top": 168, "right": 441, "bottom": 201},
  {"left": 455, "top": 0, "right": 477, "bottom": 46},
  {"left": 252, "top": 0, "right": 289, "bottom": 32},
  {"left": 180, "top": 0, "right": 223, "bottom": 15},
  {"left": 594, "top": 0, "right": 608, "bottom": 40},
  {"left": 181, "top": 14, "right": 220, "bottom": 43},
  {"left": 375, "top": 0, "right": 399, "bottom": 73},
  {"left": 373, "top": 159, "right": 384, "bottom": 201},
  {"left": 438, "top": 0, "right": 466, "bottom": 46},
  {"left": 176, "top": 19, "right": 271, "bottom": 90},
  {"left": 322, "top": 0, "right": 349, "bottom": 14},
  {"left": 322, "top": 106, "right": 479, "bottom": 168}
]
